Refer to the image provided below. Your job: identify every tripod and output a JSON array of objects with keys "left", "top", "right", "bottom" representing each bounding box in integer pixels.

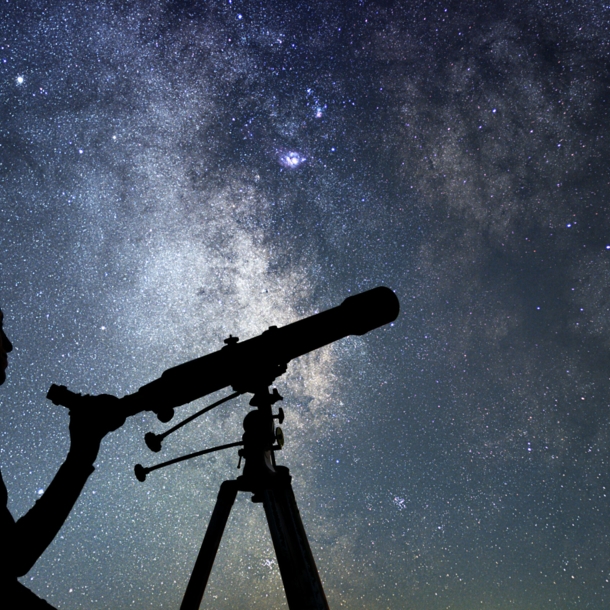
[{"left": 136, "top": 386, "right": 330, "bottom": 610}]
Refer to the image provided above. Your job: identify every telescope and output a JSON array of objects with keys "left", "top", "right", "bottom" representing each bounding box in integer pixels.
[
  {"left": 46, "top": 286, "right": 399, "bottom": 610},
  {"left": 48, "top": 286, "right": 399, "bottom": 422}
]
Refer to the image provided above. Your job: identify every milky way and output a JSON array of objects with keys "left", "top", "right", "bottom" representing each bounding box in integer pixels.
[{"left": 1, "top": 1, "right": 610, "bottom": 608}]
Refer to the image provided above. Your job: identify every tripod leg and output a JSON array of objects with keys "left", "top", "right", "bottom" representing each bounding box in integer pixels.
[
  {"left": 180, "top": 480, "right": 238, "bottom": 610},
  {"left": 262, "top": 467, "right": 330, "bottom": 610}
]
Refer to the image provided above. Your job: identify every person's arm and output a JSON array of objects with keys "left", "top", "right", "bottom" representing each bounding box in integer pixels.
[
  {"left": 10, "top": 452, "right": 95, "bottom": 576},
  {"left": 8, "top": 394, "right": 125, "bottom": 577}
]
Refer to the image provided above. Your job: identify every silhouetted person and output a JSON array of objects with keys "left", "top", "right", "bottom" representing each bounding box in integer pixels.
[{"left": 0, "top": 309, "right": 126, "bottom": 608}]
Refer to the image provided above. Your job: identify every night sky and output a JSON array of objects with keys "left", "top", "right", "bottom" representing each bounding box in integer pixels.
[{"left": 1, "top": 1, "right": 609, "bottom": 608}]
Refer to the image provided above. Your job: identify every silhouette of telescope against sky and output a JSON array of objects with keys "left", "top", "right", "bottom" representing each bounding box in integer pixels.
[
  {"left": 47, "top": 286, "right": 399, "bottom": 609},
  {"left": 49, "top": 286, "right": 399, "bottom": 422}
]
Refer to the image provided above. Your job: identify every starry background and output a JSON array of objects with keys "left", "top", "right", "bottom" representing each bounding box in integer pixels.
[{"left": 0, "top": 0, "right": 609, "bottom": 608}]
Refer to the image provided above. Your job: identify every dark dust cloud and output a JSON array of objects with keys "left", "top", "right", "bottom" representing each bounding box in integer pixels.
[{"left": 1, "top": 0, "right": 610, "bottom": 608}]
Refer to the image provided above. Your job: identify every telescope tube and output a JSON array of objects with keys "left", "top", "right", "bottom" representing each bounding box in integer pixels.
[{"left": 49, "top": 287, "right": 399, "bottom": 417}]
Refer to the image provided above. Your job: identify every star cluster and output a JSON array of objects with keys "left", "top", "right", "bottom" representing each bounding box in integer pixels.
[{"left": 1, "top": 1, "right": 610, "bottom": 608}]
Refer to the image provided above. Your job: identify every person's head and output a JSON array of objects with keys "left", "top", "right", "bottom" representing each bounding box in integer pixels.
[{"left": 0, "top": 310, "right": 13, "bottom": 386}]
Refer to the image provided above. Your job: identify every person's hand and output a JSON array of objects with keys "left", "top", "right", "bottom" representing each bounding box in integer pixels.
[{"left": 68, "top": 394, "right": 126, "bottom": 463}]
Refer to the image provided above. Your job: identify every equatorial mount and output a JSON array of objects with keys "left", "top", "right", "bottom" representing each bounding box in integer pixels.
[{"left": 134, "top": 385, "right": 285, "bottom": 484}]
